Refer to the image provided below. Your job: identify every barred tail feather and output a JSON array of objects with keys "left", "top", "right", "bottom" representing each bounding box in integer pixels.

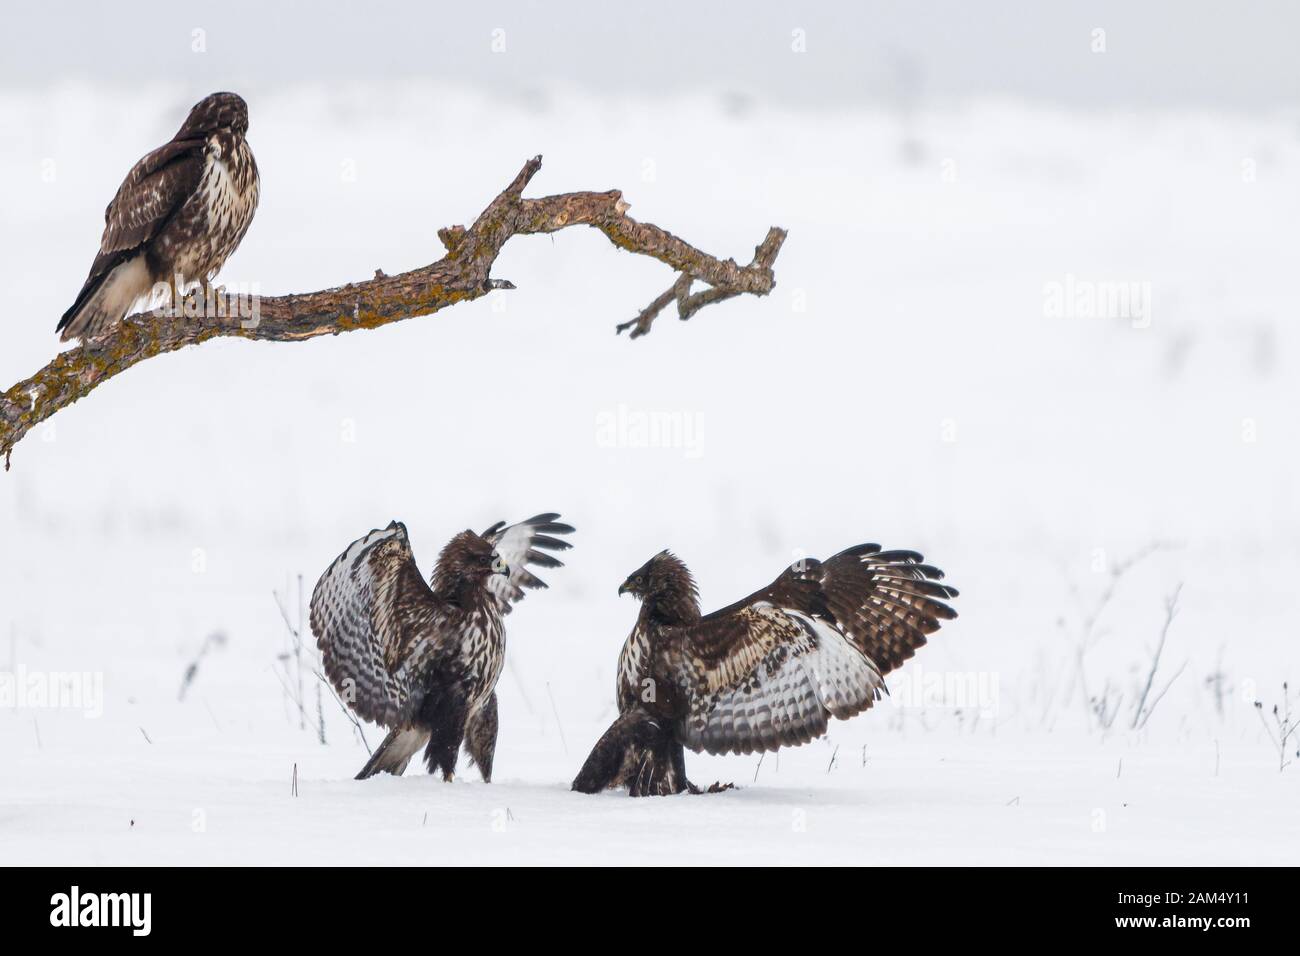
[{"left": 58, "top": 255, "right": 151, "bottom": 342}]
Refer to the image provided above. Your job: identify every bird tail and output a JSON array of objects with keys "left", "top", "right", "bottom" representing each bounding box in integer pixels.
[
  {"left": 57, "top": 255, "right": 151, "bottom": 343},
  {"left": 572, "top": 709, "right": 690, "bottom": 797},
  {"left": 356, "top": 727, "right": 429, "bottom": 780}
]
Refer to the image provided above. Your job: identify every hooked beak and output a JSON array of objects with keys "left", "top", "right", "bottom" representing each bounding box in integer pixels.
[
  {"left": 617, "top": 581, "right": 632, "bottom": 596},
  {"left": 491, "top": 556, "right": 510, "bottom": 576}
]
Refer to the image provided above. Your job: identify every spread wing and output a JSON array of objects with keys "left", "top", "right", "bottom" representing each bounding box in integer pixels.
[
  {"left": 479, "top": 513, "right": 575, "bottom": 613},
  {"left": 309, "top": 521, "right": 448, "bottom": 728},
  {"left": 60, "top": 138, "right": 205, "bottom": 328},
  {"left": 662, "top": 545, "right": 958, "bottom": 756}
]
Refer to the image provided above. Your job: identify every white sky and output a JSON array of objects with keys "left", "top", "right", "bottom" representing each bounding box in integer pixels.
[{"left": 6, "top": 0, "right": 1299, "bottom": 112}]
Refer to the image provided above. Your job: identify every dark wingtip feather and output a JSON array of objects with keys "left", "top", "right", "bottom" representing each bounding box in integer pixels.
[
  {"left": 872, "top": 549, "right": 926, "bottom": 564},
  {"left": 531, "top": 533, "right": 572, "bottom": 552},
  {"left": 837, "top": 543, "right": 882, "bottom": 559},
  {"left": 485, "top": 514, "right": 575, "bottom": 542},
  {"left": 535, "top": 522, "right": 576, "bottom": 536},
  {"left": 909, "top": 564, "right": 945, "bottom": 579},
  {"left": 525, "top": 548, "right": 565, "bottom": 569}
]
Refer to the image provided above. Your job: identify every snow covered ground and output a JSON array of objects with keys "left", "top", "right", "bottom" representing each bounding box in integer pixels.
[{"left": 2, "top": 84, "right": 1298, "bottom": 865}]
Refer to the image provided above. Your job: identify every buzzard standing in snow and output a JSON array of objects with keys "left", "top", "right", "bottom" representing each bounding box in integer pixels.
[
  {"left": 57, "top": 92, "right": 259, "bottom": 342},
  {"left": 310, "top": 515, "right": 574, "bottom": 781},
  {"left": 572, "top": 544, "right": 958, "bottom": 796}
]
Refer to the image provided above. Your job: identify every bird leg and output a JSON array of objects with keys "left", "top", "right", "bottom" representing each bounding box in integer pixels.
[
  {"left": 674, "top": 739, "right": 734, "bottom": 794},
  {"left": 169, "top": 280, "right": 204, "bottom": 321},
  {"left": 197, "top": 282, "right": 227, "bottom": 320},
  {"left": 425, "top": 736, "right": 460, "bottom": 782},
  {"left": 166, "top": 276, "right": 183, "bottom": 317}
]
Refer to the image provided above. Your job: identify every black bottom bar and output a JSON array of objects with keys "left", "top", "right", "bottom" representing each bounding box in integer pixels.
[{"left": 4, "top": 866, "right": 1280, "bottom": 940}]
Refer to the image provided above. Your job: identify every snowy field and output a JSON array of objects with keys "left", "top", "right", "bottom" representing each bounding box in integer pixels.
[{"left": 2, "top": 83, "right": 1299, "bottom": 865}]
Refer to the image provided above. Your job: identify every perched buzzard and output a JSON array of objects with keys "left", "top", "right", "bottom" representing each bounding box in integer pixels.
[
  {"left": 572, "top": 544, "right": 958, "bottom": 796},
  {"left": 310, "top": 514, "right": 573, "bottom": 781},
  {"left": 57, "top": 92, "right": 259, "bottom": 342}
]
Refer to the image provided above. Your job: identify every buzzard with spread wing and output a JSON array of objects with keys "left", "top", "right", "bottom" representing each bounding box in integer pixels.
[
  {"left": 310, "top": 514, "right": 574, "bottom": 781},
  {"left": 573, "top": 543, "right": 958, "bottom": 796},
  {"left": 57, "top": 92, "right": 259, "bottom": 342}
]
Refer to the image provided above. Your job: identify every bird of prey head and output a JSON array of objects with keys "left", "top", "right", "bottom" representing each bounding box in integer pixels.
[
  {"left": 178, "top": 91, "right": 249, "bottom": 138},
  {"left": 618, "top": 550, "right": 701, "bottom": 624},
  {"left": 436, "top": 530, "right": 511, "bottom": 586}
]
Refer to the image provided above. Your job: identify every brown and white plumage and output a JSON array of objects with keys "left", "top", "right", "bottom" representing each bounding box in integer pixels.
[
  {"left": 310, "top": 514, "right": 573, "bottom": 781},
  {"left": 574, "top": 543, "right": 958, "bottom": 796},
  {"left": 57, "top": 91, "right": 259, "bottom": 342}
]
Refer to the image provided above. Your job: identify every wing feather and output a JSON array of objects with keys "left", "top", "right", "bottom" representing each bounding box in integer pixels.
[
  {"left": 669, "top": 605, "right": 884, "bottom": 756},
  {"left": 98, "top": 138, "right": 204, "bottom": 257},
  {"left": 663, "top": 544, "right": 957, "bottom": 755},
  {"left": 479, "top": 513, "right": 575, "bottom": 613},
  {"left": 309, "top": 521, "right": 445, "bottom": 728},
  {"left": 59, "top": 138, "right": 205, "bottom": 333}
]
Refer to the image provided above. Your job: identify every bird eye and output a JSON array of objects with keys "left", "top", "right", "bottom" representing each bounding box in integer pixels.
[{"left": 636, "top": 575, "right": 644, "bottom": 585}]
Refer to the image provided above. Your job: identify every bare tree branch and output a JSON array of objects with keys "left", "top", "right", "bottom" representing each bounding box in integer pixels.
[{"left": 0, "top": 155, "right": 787, "bottom": 469}]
